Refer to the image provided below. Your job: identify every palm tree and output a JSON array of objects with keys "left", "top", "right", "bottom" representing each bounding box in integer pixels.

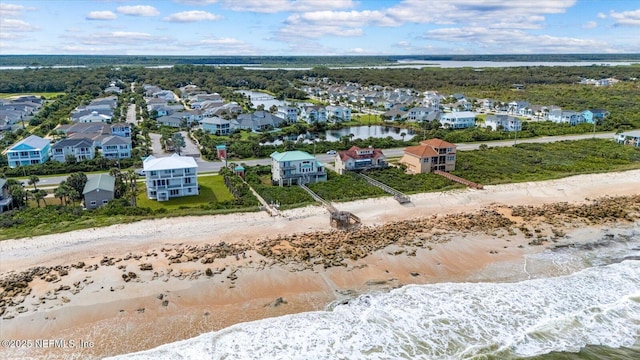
[
  {"left": 10, "top": 185, "right": 27, "bottom": 208},
  {"left": 54, "top": 185, "right": 66, "bottom": 205},
  {"left": 123, "top": 170, "right": 138, "bottom": 207},
  {"left": 32, "top": 190, "right": 46, "bottom": 208},
  {"left": 28, "top": 175, "right": 40, "bottom": 191},
  {"left": 400, "top": 132, "right": 407, "bottom": 142}
]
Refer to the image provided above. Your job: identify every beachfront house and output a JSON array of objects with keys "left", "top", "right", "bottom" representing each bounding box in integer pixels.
[
  {"left": 51, "top": 138, "right": 95, "bottom": 162},
  {"left": 143, "top": 154, "right": 199, "bottom": 201},
  {"left": 0, "top": 179, "right": 13, "bottom": 213},
  {"left": 270, "top": 151, "right": 327, "bottom": 186},
  {"left": 83, "top": 174, "right": 115, "bottom": 209},
  {"left": 440, "top": 111, "right": 476, "bottom": 129},
  {"left": 615, "top": 130, "right": 640, "bottom": 147},
  {"left": 399, "top": 138, "right": 456, "bottom": 174},
  {"left": 483, "top": 115, "right": 522, "bottom": 132},
  {"left": 334, "top": 146, "right": 388, "bottom": 175},
  {"left": 6, "top": 135, "right": 51, "bottom": 168}
]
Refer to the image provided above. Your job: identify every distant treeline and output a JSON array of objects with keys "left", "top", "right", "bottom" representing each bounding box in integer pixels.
[
  {"left": 1, "top": 54, "right": 640, "bottom": 67},
  {"left": 2, "top": 63, "right": 638, "bottom": 96}
]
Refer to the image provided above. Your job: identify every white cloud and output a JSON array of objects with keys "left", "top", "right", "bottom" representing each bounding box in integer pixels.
[
  {"left": 422, "top": 27, "right": 612, "bottom": 53},
  {"left": 597, "top": 12, "right": 607, "bottom": 19},
  {"left": 0, "top": 18, "right": 39, "bottom": 32},
  {"left": 198, "top": 37, "right": 243, "bottom": 45},
  {"left": 0, "top": 3, "right": 24, "bottom": 17},
  {"left": 610, "top": 9, "right": 640, "bottom": 26},
  {"left": 288, "top": 10, "right": 396, "bottom": 27},
  {"left": 172, "top": 0, "right": 218, "bottom": 5},
  {"left": 582, "top": 21, "right": 597, "bottom": 29},
  {"left": 86, "top": 10, "right": 117, "bottom": 20},
  {"left": 222, "top": 0, "right": 356, "bottom": 13},
  {"left": 164, "top": 10, "right": 222, "bottom": 22},
  {"left": 116, "top": 5, "right": 160, "bottom": 16},
  {"left": 385, "top": 0, "right": 575, "bottom": 28},
  {"left": 273, "top": 0, "right": 577, "bottom": 44},
  {"left": 184, "top": 37, "right": 260, "bottom": 55}
]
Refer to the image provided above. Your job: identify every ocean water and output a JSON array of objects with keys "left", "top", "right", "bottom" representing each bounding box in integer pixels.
[{"left": 113, "top": 229, "right": 640, "bottom": 360}]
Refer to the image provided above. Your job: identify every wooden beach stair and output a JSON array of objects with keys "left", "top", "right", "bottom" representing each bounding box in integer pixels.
[
  {"left": 355, "top": 173, "right": 411, "bottom": 204},
  {"left": 299, "top": 183, "right": 361, "bottom": 229},
  {"left": 433, "top": 170, "right": 484, "bottom": 190}
]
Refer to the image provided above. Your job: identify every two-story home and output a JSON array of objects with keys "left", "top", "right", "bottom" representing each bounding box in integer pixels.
[
  {"left": 82, "top": 174, "right": 115, "bottom": 209},
  {"left": 270, "top": 151, "right": 327, "bottom": 186},
  {"left": 6, "top": 135, "right": 51, "bottom": 168},
  {"left": 233, "top": 111, "right": 285, "bottom": 132},
  {"left": 335, "top": 146, "right": 387, "bottom": 175},
  {"left": 508, "top": 101, "right": 530, "bottom": 115},
  {"left": 407, "top": 107, "right": 434, "bottom": 122},
  {"left": 300, "top": 106, "right": 327, "bottom": 123},
  {"left": 590, "top": 109, "right": 610, "bottom": 120},
  {"left": 549, "top": 110, "right": 582, "bottom": 126},
  {"left": 78, "top": 111, "right": 112, "bottom": 123},
  {"left": 615, "top": 130, "right": 640, "bottom": 147},
  {"left": 399, "top": 138, "right": 456, "bottom": 174},
  {"left": 51, "top": 138, "right": 95, "bottom": 162},
  {"left": 201, "top": 116, "right": 231, "bottom": 135},
  {"left": 0, "top": 178, "right": 13, "bottom": 213},
  {"left": 101, "top": 136, "right": 131, "bottom": 160},
  {"left": 440, "top": 111, "right": 476, "bottom": 129},
  {"left": 325, "top": 106, "right": 352, "bottom": 122},
  {"left": 276, "top": 106, "right": 298, "bottom": 124},
  {"left": 143, "top": 154, "right": 199, "bottom": 201},
  {"left": 111, "top": 123, "right": 131, "bottom": 138},
  {"left": 483, "top": 115, "right": 522, "bottom": 132}
]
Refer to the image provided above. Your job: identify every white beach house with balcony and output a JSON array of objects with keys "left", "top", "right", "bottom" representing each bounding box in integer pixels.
[{"left": 143, "top": 154, "right": 199, "bottom": 201}]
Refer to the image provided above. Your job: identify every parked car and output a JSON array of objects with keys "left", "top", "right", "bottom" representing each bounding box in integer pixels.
[
  {"left": 326, "top": 150, "right": 337, "bottom": 155},
  {"left": 134, "top": 168, "right": 145, "bottom": 176}
]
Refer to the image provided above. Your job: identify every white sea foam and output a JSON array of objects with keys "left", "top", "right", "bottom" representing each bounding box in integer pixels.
[{"left": 111, "top": 253, "right": 640, "bottom": 360}]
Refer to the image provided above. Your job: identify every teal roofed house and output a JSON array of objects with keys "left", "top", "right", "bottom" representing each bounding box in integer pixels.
[
  {"left": 270, "top": 151, "right": 327, "bottom": 186},
  {"left": 6, "top": 135, "right": 51, "bottom": 168}
]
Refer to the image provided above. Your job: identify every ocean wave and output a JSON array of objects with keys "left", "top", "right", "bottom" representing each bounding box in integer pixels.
[{"left": 111, "top": 258, "right": 640, "bottom": 360}]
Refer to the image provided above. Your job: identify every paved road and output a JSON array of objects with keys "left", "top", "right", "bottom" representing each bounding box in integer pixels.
[
  {"left": 17, "top": 132, "right": 617, "bottom": 186},
  {"left": 126, "top": 104, "right": 138, "bottom": 125}
]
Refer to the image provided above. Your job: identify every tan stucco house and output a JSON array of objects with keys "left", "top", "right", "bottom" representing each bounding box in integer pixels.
[{"left": 399, "top": 138, "right": 456, "bottom": 174}]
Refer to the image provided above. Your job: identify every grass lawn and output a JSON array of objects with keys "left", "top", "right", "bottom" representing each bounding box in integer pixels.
[
  {"left": 136, "top": 175, "right": 234, "bottom": 210},
  {"left": 0, "top": 92, "right": 65, "bottom": 99}
]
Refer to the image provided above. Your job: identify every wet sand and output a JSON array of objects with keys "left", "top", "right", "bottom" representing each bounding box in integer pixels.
[{"left": 0, "top": 170, "right": 639, "bottom": 359}]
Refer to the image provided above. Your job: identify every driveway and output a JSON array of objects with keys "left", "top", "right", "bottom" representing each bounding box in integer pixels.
[
  {"left": 148, "top": 131, "right": 201, "bottom": 158},
  {"left": 179, "top": 131, "right": 201, "bottom": 157}
]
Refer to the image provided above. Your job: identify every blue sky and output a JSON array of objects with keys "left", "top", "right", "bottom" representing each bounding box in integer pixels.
[{"left": 1, "top": 0, "right": 639, "bottom": 55}]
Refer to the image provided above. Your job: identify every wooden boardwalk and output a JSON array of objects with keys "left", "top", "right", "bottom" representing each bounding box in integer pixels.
[
  {"left": 434, "top": 170, "right": 483, "bottom": 189},
  {"left": 355, "top": 173, "right": 411, "bottom": 204},
  {"left": 299, "top": 183, "right": 360, "bottom": 229}
]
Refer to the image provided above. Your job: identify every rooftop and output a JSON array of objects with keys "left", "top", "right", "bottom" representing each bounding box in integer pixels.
[{"left": 143, "top": 153, "right": 198, "bottom": 171}]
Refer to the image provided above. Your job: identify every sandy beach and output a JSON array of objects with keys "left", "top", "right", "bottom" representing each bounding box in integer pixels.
[{"left": 1, "top": 170, "right": 639, "bottom": 359}]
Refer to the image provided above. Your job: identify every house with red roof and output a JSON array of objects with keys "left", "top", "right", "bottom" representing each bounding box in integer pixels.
[
  {"left": 399, "top": 138, "right": 456, "bottom": 174},
  {"left": 335, "top": 146, "right": 387, "bottom": 175}
]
